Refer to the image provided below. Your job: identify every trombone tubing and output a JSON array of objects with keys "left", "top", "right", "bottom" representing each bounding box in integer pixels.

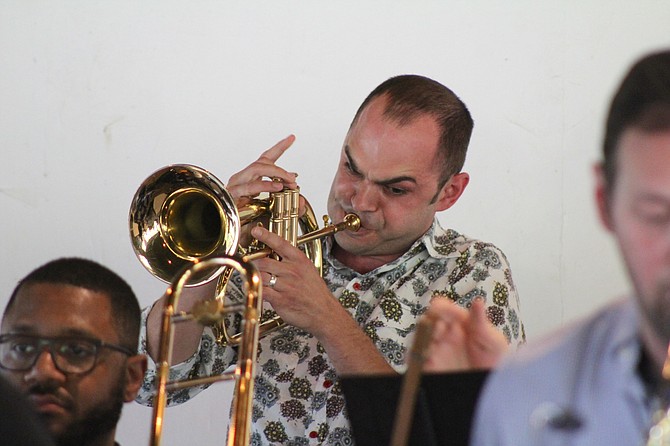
[{"left": 149, "top": 256, "right": 262, "bottom": 446}]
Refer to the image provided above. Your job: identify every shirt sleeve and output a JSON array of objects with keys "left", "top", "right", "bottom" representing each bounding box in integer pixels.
[{"left": 432, "top": 241, "right": 526, "bottom": 347}]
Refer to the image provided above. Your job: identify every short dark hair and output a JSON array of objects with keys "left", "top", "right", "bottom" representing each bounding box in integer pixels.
[
  {"left": 351, "top": 74, "right": 474, "bottom": 188},
  {"left": 602, "top": 50, "right": 670, "bottom": 192},
  {"left": 5, "top": 258, "right": 141, "bottom": 353}
]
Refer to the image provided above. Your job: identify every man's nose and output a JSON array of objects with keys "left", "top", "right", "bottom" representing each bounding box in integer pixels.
[
  {"left": 24, "top": 350, "right": 66, "bottom": 384},
  {"left": 351, "top": 181, "right": 379, "bottom": 213}
]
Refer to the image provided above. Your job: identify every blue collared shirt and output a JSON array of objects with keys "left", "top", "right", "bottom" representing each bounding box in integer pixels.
[{"left": 473, "top": 298, "right": 655, "bottom": 446}]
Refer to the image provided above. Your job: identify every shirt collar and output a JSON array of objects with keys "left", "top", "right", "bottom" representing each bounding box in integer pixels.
[
  {"left": 607, "top": 299, "right": 653, "bottom": 391},
  {"left": 421, "top": 217, "right": 470, "bottom": 259}
]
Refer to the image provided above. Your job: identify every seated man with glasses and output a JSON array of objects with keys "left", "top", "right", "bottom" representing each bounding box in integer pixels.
[{"left": 0, "top": 258, "right": 147, "bottom": 446}]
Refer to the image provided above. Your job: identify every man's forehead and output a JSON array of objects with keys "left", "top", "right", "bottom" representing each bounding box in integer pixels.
[
  {"left": 13, "top": 282, "right": 109, "bottom": 302},
  {"left": 3, "top": 283, "right": 114, "bottom": 335},
  {"left": 614, "top": 128, "right": 670, "bottom": 189},
  {"left": 617, "top": 127, "right": 670, "bottom": 161}
]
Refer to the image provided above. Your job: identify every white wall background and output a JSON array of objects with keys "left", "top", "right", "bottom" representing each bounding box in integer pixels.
[{"left": 2, "top": 1, "right": 669, "bottom": 444}]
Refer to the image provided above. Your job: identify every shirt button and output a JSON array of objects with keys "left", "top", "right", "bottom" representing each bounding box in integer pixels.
[
  {"left": 309, "top": 431, "right": 318, "bottom": 438},
  {"left": 323, "top": 380, "right": 333, "bottom": 388}
]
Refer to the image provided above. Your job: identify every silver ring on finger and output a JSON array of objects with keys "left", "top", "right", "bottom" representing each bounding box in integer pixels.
[{"left": 268, "top": 274, "right": 277, "bottom": 289}]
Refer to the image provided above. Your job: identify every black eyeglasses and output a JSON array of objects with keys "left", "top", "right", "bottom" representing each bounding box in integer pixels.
[{"left": 0, "top": 333, "right": 135, "bottom": 375}]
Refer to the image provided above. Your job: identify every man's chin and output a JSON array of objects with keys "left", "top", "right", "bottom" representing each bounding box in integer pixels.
[
  {"left": 37, "top": 414, "right": 70, "bottom": 439},
  {"left": 645, "top": 287, "right": 670, "bottom": 346},
  {"left": 334, "top": 231, "right": 375, "bottom": 254}
]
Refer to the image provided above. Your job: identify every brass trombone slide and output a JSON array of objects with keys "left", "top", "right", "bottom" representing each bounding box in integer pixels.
[{"left": 150, "top": 256, "right": 261, "bottom": 446}]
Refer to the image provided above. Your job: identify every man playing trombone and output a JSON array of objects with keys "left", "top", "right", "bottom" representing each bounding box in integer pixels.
[{"left": 136, "top": 74, "right": 525, "bottom": 444}]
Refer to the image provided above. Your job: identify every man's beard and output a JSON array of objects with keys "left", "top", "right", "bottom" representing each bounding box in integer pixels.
[
  {"left": 644, "top": 277, "right": 670, "bottom": 345},
  {"left": 54, "top": 372, "right": 125, "bottom": 446}
]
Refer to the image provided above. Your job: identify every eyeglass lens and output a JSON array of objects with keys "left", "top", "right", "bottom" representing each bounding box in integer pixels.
[{"left": 0, "top": 335, "right": 99, "bottom": 374}]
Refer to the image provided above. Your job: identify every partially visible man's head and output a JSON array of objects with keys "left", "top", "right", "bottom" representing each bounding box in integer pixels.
[
  {"left": 601, "top": 50, "right": 670, "bottom": 194},
  {"left": 596, "top": 50, "right": 670, "bottom": 348},
  {"left": 351, "top": 74, "right": 474, "bottom": 188},
  {"left": 0, "top": 258, "right": 146, "bottom": 446}
]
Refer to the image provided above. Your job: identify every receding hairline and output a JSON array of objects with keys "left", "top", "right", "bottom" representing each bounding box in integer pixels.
[{"left": 346, "top": 94, "right": 445, "bottom": 179}]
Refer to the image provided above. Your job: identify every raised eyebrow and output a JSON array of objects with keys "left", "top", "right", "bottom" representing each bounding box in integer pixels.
[
  {"left": 377, "top": 176, "right": 417, "bottom": 188},
  {"left": 344, "top": 146, "right": 417, "bottom": 187}
]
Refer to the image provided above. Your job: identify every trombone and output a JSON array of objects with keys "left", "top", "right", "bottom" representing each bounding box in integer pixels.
[{"left": 150, "top": 256, "right": 261, "bottom": 446}]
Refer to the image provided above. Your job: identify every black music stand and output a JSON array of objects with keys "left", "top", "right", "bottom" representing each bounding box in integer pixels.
[{"left": 340, "top": 370, "right": 489, "bottom": 446}]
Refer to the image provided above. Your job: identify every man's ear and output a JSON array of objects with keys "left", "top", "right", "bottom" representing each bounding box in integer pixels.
[
  {"left": 434, "top": 172, "right": 470, "bottom": 212},
  {"left": 594, "top": 163, "right": 614, "bottom": 232},
  {"left": 123, "top": 354, "right": 148, "bottom": 402}
]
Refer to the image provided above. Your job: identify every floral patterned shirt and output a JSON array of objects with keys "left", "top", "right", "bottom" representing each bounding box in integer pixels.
[{"left": 136, "top": 218, "right": 525, "bottom": 445}]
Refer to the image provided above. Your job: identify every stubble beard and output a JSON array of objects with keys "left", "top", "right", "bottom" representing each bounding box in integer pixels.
[
  {"left": 643, "top": 276, "right": 670, "bottom": 348},
  {"left": 54, "top": 372, "right": 125, "bottom": 446}
]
